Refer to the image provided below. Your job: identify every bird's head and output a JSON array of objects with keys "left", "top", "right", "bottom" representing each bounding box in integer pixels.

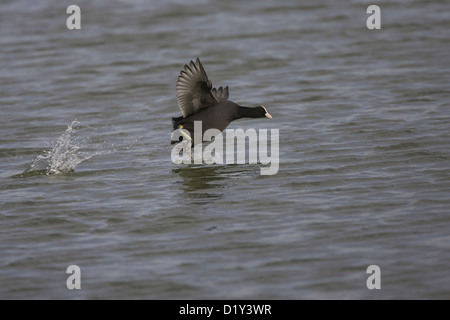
[{"left": 258, "top": 105, "right": 272, "bottom": 119}]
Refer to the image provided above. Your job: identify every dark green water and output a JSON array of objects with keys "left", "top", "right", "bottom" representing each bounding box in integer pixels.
[{"left": 1, "top": 0, "right": 449, "bottom": 299}]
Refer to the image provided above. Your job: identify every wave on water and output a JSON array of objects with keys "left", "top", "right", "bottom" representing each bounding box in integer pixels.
[{"left": 22, "top": 121, "right": 94, "bottom": 176}]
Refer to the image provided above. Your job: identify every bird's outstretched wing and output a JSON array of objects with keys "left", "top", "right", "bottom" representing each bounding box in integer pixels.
[
  {"left": 176, "top": 58, "right": 218, "bottom": 118},
  {"left": 211, "top": 86, "right": 229, "bottom": 102}
]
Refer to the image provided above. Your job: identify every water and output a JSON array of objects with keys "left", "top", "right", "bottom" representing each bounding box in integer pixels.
[
  {"left": 1, "top": 0, "right": 449, "bottom": 299},
  {"left": 20, "top": 121, "right": 94, "bottom": 176}
]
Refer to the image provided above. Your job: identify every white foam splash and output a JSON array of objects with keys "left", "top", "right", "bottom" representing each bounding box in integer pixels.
[{"left": 27, "top": 121, "right": 93, "bottom": 175}]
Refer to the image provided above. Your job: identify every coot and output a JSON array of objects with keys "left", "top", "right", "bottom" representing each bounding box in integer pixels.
[{"left": 171, "top": 58, "right": 271, "bottom": 144}]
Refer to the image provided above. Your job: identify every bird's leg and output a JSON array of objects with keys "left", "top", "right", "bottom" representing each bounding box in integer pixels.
[
  {"left": 178, "top": 125, "right": 194, "bottom": 161},
  {"left": 178, "top": 125, "right": 192, "bottom": 142}
]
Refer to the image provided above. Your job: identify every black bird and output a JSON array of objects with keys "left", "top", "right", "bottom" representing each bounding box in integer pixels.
[{"left": 171, "top": 58, "right": 272, "bottom": 144}]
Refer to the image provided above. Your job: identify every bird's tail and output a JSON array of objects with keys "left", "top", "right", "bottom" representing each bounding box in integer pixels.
[
  {"left": 171, "top": 116, "right": 184, "bottom": 130},
  {"left": 171, "top": 116, "right": 185, "bottom": 144}
]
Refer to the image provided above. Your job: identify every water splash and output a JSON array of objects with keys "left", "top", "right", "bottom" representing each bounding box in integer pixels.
[{"left": 24, "top": 121, "right": 93, "bottom": 175}]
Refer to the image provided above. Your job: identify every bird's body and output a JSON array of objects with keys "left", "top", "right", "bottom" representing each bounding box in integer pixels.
[{"left": 171, "top": 58, "right": 271, "bottom": 144}]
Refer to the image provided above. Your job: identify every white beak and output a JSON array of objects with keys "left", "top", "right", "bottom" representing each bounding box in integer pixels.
[{"left": 261, "top": 106, "right": 272, "bottom": 119}]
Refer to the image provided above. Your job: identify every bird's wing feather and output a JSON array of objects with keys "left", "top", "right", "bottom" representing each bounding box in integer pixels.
[
  {"left": 176, "top": 58, "right": 218, "bottom": 118},
  {"left": 211, "top": 86, "right": 229, "bottom": 102}
]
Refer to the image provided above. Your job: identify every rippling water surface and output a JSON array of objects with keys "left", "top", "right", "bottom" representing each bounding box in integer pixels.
[{"left": 1, "top": 0, "right": 449, "bottom": 299}]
